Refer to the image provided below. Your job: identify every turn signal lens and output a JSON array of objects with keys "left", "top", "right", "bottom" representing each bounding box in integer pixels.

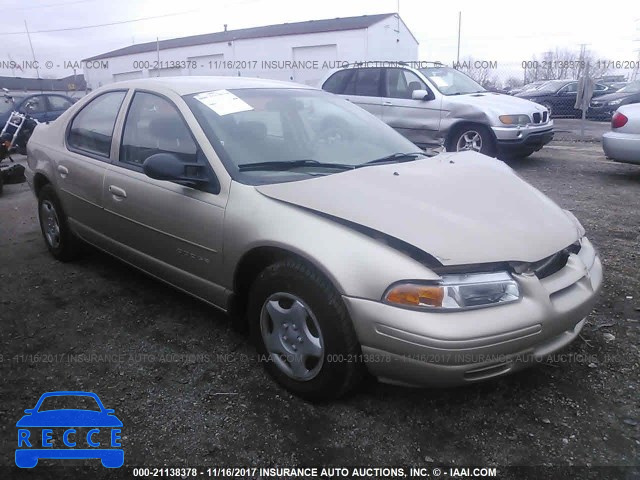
[{"left": 385, "top": 284, "right": 444, "bottom": 308}]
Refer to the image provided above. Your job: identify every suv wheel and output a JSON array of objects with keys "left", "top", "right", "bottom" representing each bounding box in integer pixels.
[
  {"left": 248, "top": 258, "right": 365, "bottom": 401},
  {"left": 38, "top": 184, "right": 80, "bottom": 261},
  {"left": 450, "top": 124, "right": 495, "bottom": 156}
]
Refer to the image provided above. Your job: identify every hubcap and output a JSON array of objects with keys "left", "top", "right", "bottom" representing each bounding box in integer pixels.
[
  {"left": 40, "top": 200, "right": 61, "bottom": 248},
  {"left": 456, "top": 130, "right": 483, "bottom": 152},
  {"left": 259, "top": 292, "right": 324, "bottom": 381}
]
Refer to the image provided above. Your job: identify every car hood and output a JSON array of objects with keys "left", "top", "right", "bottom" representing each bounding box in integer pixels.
[
  {"left": 256, "top": 151, "right": 579, "bottom": 265},
  {"left": 16, "top": 410, "right": 123, "bottom": 427},
  {"left": 446, "top": 91, "right": 547, "bottom": 114}
]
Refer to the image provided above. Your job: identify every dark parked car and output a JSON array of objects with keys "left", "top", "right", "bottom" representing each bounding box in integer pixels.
[
  {"left": 0, "top": 93, "right": 75, "bottom": 127},
  {"left": 515, "top": 79, "right": 611, "bottom": 118},
  {"left": 508, "top": 80, "right": 547, "bottom": 96},
  {"left": 589, "top": 80, "right": 640, "bottom": 119}
]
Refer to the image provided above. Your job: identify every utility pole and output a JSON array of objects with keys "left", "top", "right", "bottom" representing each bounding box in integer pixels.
[
  {"left": 632, "top": 19, "right": 639, "bottom": 81},
  {"left": 456, "top": 12, "right": 461, "bottom": 63},
  {"left": 24, "top": 20, "right": 42, "bottom": 93}
]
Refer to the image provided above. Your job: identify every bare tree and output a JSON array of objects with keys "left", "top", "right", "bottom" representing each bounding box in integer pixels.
[
  {"left": 454, "top": 56, "right": 499, "bottom": 89},
  {"left": 524, "top": 48, "right": 610, "bottom": 83}
]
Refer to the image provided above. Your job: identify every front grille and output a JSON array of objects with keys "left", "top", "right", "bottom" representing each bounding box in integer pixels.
[
  {"left": 531, "top": 241, "right": 582, "bottom": 279},
  {"left": 533, "top": 112, "right": 541, "bottom": 123},
  {"left": 542, "top": 111, "right": 548, "bottom": 122}
]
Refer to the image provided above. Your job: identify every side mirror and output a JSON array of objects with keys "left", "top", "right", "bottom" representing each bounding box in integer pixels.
[
  {"left": 143, "top": 153, "right": 208, "bottom": 184},
  {"left": 24, "top": 409, "right": 34, "bottom": 414},
  {"left": 105, "top": 409, "right": 115, "bottom": 414},
  {"left": 412, "top": 89, "right": 434, "bottom": 101}
]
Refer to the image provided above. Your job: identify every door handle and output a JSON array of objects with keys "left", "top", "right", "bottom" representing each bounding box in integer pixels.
[
  {"left": 383, "top": 101, "right": 393, "bottom": 106},
  {"left": 57, "top": 165, "right": 68, "bottom": 178},
  {"left": 108, "top": 185, "right": 127, "bottom": 199}
]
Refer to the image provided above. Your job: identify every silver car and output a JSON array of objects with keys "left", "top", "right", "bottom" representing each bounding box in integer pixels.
[
  {"left": 321, "top": 64, "right": 554, "bottom": 158},
  {"left": 602, "top": 103, "right": 640, "bottom": 164},
  {"left": 26, "top": 77, "right": 602, "bottom": 401}
]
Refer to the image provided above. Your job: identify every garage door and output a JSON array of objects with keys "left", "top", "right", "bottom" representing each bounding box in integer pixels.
[
  {"left": 113, "top": 71, "right": 143, "bottom": 82},
  {"left": 292, "top": 44, "right": 337, "bottom": 86}
]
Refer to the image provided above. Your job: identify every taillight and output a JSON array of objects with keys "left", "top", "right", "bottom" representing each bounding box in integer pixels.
[{"left": 611, "top": 112, "right": 628, "bottom": 129}]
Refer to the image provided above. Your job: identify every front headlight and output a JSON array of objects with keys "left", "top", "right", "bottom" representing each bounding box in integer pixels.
[
  {"left": 608, "top": 99, "right": 623, "bottom": 106},
  {"left": 499, "top": 114, "right": 531, "bottom": 125},
  {"left": 384, "top": 272, "right": 521, "bottom": 310}
]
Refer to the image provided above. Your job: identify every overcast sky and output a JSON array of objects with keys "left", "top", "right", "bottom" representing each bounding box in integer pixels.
[{"left": 0, "top": 0, "right": 638, "bottom": 77}]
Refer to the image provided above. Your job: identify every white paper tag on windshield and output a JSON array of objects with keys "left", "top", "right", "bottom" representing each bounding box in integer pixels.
[{"left": 194, "top": 89, "right": 253, "bottom": 116}]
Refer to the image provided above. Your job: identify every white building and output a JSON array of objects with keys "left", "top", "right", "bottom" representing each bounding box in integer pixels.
[{"left": 83, "top": 13, "right": 418, "bottom": 89}]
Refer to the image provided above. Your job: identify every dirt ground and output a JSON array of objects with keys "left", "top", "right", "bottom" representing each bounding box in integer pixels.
[{"left": 0, "top": 142, "right": 638, "bottom": 478}]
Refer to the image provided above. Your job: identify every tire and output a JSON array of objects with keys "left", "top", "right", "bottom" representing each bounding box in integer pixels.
[
  {"left": 37, "top": 184, "right": 80, "bottom": 261},
  {"left": 448, "top": 124, "right": 495, "bottom": 156},
  {"left": 248, "top": 258, "right": 365, "bottom": 401}
]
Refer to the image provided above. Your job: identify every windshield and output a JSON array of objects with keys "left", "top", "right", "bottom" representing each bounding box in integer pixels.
[
  {"left": 184, "top": 88, "right": 419, "bottom": 184},
  {"left": 521, "top": 82, "right": 544, "bottom": 92},
  {"left": 38, "top": 395, "right": 101, "bottom": 412},
  {"left": 618, "top": 81, "right": 640, "bottom": 93},
  {"left": 418, "top": 67, "right": 485, "bottom": 95},
  {"left": 534, "top": 80, "right": 569, "bottom": 93}
]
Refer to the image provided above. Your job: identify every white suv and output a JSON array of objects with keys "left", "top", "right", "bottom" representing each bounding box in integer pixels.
[{"left": 321, "top": 64, "right": 554, "bottom": 158}]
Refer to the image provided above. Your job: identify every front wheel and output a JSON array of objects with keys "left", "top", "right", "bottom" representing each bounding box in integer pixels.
[
  {"left": 449, "top": 125, "right": 495, "bottom": 156},
  {"left": 248, "top": 259, "right": 365, "bottom": 401}
]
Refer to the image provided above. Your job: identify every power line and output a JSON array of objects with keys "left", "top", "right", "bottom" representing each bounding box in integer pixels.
[
  {"left": 0, "top": 0, "right": 98, "bottom": 11},
  {"left": 0, "top": 9, "right": 199, "bottom": 36}
]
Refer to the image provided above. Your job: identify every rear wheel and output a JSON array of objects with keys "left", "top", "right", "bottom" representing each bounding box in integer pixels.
[
  {"left": 38, "top": 184, "right": 80, "bottom": 261},
  {"left": 248, "top": 258, "right": 365, "bottom": 401},
  {"left": 449, "top": 124, "right": 495, "bottom": 156}
]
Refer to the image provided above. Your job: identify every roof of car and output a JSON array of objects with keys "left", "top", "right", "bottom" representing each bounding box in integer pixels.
[{"left": 102, "top": 76, "right": 317, "bottom": 96}]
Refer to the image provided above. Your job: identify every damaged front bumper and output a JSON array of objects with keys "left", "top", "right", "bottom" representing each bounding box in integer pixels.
[
  {"left": 343, "top": 237, "right": 602, "bottom": 387},
  {"left": 492, "top": 121, "right": 554, "bottom": 156}
]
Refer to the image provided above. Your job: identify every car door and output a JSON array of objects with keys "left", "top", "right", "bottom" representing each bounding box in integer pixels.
[
  {"left": 592, "top": 83, "right": 609, "bottom": 98},
  {"left": 101, "top": 90, "right": 227, "bottom": 305},
  {"left": 340, "top": 68, "right": 384, "bottom": 119},
  {"left": 19, "top": 95, "right": 48, "bottom": 122},
  {"left": 555, "top": 82, "right": 578, "bottom": 115},
  {"left": 59, "top": 90, "right": 127, "bottom": 238},
  {"left": 381, "top": 68, "right": 441, "bottom": 147},
  {"left": 46, "top": 95, "right": 74, "bottom": 121}
]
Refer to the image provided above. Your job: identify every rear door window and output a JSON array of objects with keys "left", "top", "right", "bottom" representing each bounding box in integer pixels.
[
  {"left": 67, "top": 91, "right": 126, "bottom": 158},
  {"left": 343, "top": 68, "right": 382, "bottom": 97}
]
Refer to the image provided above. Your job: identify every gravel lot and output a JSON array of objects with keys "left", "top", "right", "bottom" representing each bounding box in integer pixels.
[{"left": 0, "top": 142, "right": 638, "bottom": 478}]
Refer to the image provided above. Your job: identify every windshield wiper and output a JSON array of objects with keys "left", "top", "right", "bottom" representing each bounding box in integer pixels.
[
  {"left": 356, "top": 152, "right": 427, "bottom": 168},
  {"left": 238, "top": 159, "right": 355, "bottom": 172}
]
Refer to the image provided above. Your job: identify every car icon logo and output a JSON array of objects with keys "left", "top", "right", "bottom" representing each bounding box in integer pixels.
[{"left": 15, "top": 391, "right": 123, "bottom": 468}]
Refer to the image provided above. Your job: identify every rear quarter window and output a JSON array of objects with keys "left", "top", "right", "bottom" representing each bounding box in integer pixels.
[{"left": 322, "top": 69, "right": 353, "bottom": 94}]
